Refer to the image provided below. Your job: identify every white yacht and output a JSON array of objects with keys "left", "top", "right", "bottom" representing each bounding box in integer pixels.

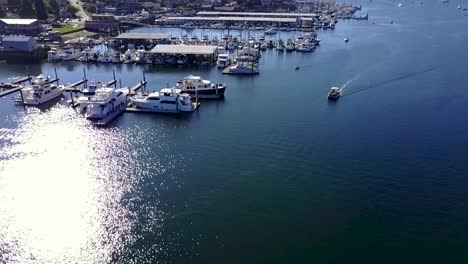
[
  {"left": 134, "top": 48, "right": 146, "bottom": 64},
  {"left": 223, "top": 62, "right": 259, "bottom": 75},
  {"left": 47, "top": 48, "right": 61, "bottom": 62},
  {"left": 130, "top": 88, "right": 197, "bottom": 113},
  {"left": 77, "top": 81, "right": 107, "bottom": 107},
  {"left": 59, "top": 47, "right": 81, "bottom": 61},
  {"left": 98, "top": 51, "right": 112, "bottom": 63},
  {"left": 85, "top": 87, "right": 129, "bottom": 120},
  {"left": 176, "top": 75, "right": 227, "bottom": 99},
  {"left": 78, "top": 48, "right": 92, "bottom": 62},
  {"left": 216, "top": 53, "right": 231, "bottom": 68},
  {"left": 18, "top": 75, "right": 64, "bottom": 105}
]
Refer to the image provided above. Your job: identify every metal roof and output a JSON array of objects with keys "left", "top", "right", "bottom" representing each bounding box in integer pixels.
[
  {"left": 166, "top": 16, "right": 297, "bottom": 23},
  {"left": 2, "top": 35, "right": 34, "bottom": 41},
  {"left": 114, "top": 33, "right": 171, "bottom": 40},
  {"left": 151, "top": 45, "right": 217, "bottom": 55},
  {"left": 0, "top": 19, "right": 38, "bottom": 25},
  {"left": 196, "top": 11, "right": 319, "bottom": 17}
]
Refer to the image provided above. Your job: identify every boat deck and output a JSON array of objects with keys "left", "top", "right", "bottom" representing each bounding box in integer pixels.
[
  {"left": 94, "top": 104, "right": 127, "bottom": 126},
  {"left": 125, "top": 102, "right": 200, "bottom": 114}
]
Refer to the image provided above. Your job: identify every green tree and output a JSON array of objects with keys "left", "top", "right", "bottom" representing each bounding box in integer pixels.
[
  {"left": 66, "top": 4, "right": 79, "bottom": 14},
  {"left": 19, "top": 0, "right": 35, "bottom": 18},
  {"left": 48, "top": 0, "right": 60, "bottom": 15},
  {"left": 34, "top": 0, "right": 48, "bottom": 20},
  {"left": 85, "top": 4, "right": 96, "bottom": 13}
]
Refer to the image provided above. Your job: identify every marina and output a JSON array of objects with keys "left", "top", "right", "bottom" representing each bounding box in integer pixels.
[{"left": 2, "top": 0, "right": 468, "bottom": 263}]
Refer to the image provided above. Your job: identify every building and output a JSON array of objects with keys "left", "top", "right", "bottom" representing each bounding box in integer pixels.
[
  {"left": 2, "top": 35, "right": 38, "bottom": 52},
  {"left": 0, "top": 19, "right": 44, "bottom": 36},
  {"left": 85, "top": 15, "right": 120, "bottom": 30}
]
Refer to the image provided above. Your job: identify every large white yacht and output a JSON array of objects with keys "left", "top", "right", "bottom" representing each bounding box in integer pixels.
[
  {"left": 175, "top": 75, "right": 227, "bottom": 99},
  {"left": 130, "top": 88, "right": 197, "bottom": 113},
  {"left": 59, "top": 47, "right": 81, "bottom": 61},
  {"left": 216, "top": 53, "right": 231, "bottom": 68},
  {"left": 77, "top": 81, "right": 107, "bottom": 107},
  {"left": 85, "top": 87, "right": 129, "bottom": 120},
  {"left": 18, "top": 75, "right": 64, "bottom": 105}
]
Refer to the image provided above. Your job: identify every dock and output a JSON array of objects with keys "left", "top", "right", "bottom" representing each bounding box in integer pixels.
[
  {"left": 129, "top": 80, "right": 147, "bottom": 95},
  {"left": 0, "top": 86, "right": 23, "bottom": 97},
  {"left": 64, "top": 79, "right": 88, "bottom": 92},
  {"left": 12, "top": 76, "right": 32, "bottom": 84}
]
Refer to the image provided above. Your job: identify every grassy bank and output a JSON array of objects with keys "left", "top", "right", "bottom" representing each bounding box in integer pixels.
[{"left": 53, "top": 24, "right": 84, "bottom": 34}]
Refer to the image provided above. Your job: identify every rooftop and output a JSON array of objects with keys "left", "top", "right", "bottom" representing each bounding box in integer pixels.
[
  {"left": 2, "top": 35, "right": 34, "bottom": 41},
  {"left": 114, "top": 33, "right": 171, "bottom": 40},
  {"left": 196, "top": 11, "right": 319, "bottom": 17},
  {"left": 166, "top": 16, "right": 297, "bottom": 23},
  {"left": 151, "top": 45, "right": 218, "bottom": 55},
  {"left": 0, "top": 19, "right": 38, "bottom": 25}
]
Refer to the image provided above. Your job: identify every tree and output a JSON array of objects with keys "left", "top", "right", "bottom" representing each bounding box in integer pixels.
[
  {"left": 85, "top": 4, "right": 96, "bottom": 13},
  {"left": 66, "top": 4, "right": 79, "bottom": 14},
  {"left": 19, "top": 0, "right": 35, "bottom": 18},
  {"left": 34, "top": 0, "right": 48, "bottom": 20},
  {"left": 48, "top": 0, "right": 60, "bottom": 15}
]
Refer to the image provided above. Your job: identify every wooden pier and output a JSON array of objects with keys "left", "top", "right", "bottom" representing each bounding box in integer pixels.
[
  {"left": 0, "top": 76, "right": 34, "bottom": 97},
  {"left": 128, "top": 80, "right": 147, "bottom": 95},
  {"left": 64, "top": 79, "right": 88, "bottom": 92},
  {"left": 12, "top": 76, "right": 32, "bottom": 84},
  {"left": 0, "top": 87, "right": 23, "bottom": 97}
]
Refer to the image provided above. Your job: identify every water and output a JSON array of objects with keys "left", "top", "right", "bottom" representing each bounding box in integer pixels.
[{"left": 1, "top": 0, "right": 468, "bottom": 263}]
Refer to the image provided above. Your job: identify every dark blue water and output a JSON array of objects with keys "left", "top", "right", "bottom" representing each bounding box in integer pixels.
[{"left": 1, "top": 0, "right": 468, "bottom": 263}]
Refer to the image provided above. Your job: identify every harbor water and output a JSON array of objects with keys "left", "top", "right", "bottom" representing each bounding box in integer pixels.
[{"left": 1, "top": 0, "right": 468, "bottom": 263}]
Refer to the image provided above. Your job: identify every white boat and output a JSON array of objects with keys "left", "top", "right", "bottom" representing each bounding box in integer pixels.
[
  {"left": 134, "top": 49, "right": 146, "bottom": 64},
  {"left": 328, "top": 87, "right": 342, "bottom": 100},
  {"left": 223, "top": 62, "right": 259, "bottom": 75},
  {"left": 18, "top": 75, "right": 64, "bottom": 105},
  {"left": 85, "top": 87, "right": 129, "bottom": 120},
  {"left": 59, "top": 47, "right": 81, "bottom": 61},
  {"left": 76, "top": 81, "right": 107, "bottom": 107},
  {"left": 130, "top": 88, "right": 197, "bottom": 113},
  {"left": 176, "top": 75, "right": 227, "bottom": 99},
  {"left": 47, "top": 48, "right": 61, "bottom": 62},
  {"left": 216, "top": 53, "right": 231, "bottom": 68},
  {"left": 264, "top": 28, "right": 278, "bottom": 35},
  {"left": 98, "top": 51, "right": 112, "bottom": 63}
]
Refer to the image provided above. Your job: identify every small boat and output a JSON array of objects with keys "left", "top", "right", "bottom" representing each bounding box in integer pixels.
[
  {"left": 59, "top": 47, "right": 81, "bottom": 61},
  {"left": 216, "top": 53, "right": 231, "bottom": 68},
  {"left": 328, "top": 87, "right": 342, "bottom": 100},
  {"left": 176, "top": 75, "right": 227, "bottom": 99},
  {"left": 223, "top": 62, "right": 259, "bottom": 75},
  {"left": 130, "top": 88, "right": 197, "bottom": 113},
  {"left": 47, "top": 48, "right": 61, "bottom": 62},
  {"left": 264, "top": 28, "right": 278, "bottom": 35},
  {"left": 344, "top": 38, "right": 349, "bottom": 43}
]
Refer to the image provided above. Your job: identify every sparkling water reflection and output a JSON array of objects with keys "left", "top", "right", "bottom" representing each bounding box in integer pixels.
[{"left": 0, "top": 106, "right": 189, "bottom": 263}]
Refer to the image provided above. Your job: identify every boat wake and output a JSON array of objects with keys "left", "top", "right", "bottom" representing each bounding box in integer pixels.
[{"left": 343, "top": 66, "right": 438, "bottom": 96}]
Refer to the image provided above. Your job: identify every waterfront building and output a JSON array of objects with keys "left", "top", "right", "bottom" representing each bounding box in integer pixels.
[
  {"left": 2, "top": 35, "right": 38, "bottom": 52},
  {"left": 85, "top": 15, "right": 120, "bottom": 31},
  {"left": 0, "top": 19, "right": 44, "bottom": 36}
]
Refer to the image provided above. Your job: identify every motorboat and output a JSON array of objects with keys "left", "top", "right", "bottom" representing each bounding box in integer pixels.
[
  {"left": 134, "top": 48, "right": 146, "bottom": 64},
  {"left": 176, "top": 75, "right": 227, "bottom": 99},
  {"left": 328, "top": 87, "right": 342, "bottom": 100},
  {"left": 17, "top": 75, "right": 64, "bottom": 105},
  {"left": 264, "top": 28, "right": 278, "bottom": 35},
  {"left": 216, "top": 53, "right": 231, "bottom": 68},
  {"left": 223, "top": 62, "right": 259, "bottom": 75},
  {"left": 59, "top": 47, "right": 81, "bottom": 61},
  {"left": 130, "top": 88, "right": 197, "bottom": 113},
  {"left": 47, "top": 48, "right": 61, "bottom": 62},
  {"left": 98, "top": 51, "right": 112, "bottom": 63},
  {"left": 85, "top": 87, "right": 129, "bottom": 120}
]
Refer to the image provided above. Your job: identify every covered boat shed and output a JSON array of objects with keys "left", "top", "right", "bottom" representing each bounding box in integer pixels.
[
  {"left": 196, "top": 11, "right": 319, "bottom": 18},
  {"left": 113, "top": 32, "right": 171, "bottom": 46},
  {"left": 165, "top": 16, "right": 297, "bottom": 24},
  {"left": 150, "top": 44, "right": 218, "bottom": 65}
]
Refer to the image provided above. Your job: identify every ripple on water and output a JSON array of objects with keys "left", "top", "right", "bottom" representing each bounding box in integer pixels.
[{"left": 0, "top": 106, "right": 194, "bottom": 263}]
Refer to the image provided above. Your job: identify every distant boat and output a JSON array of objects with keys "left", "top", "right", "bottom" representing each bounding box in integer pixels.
[
  {"left": 328, "top": 87, "right": 342, "bottom": 100},
  {"left": 344, "top": 38, "right": 349, "bottom": 43},
  {"left": 176, "top": 75, "right": 227, "bottom": 99}
]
